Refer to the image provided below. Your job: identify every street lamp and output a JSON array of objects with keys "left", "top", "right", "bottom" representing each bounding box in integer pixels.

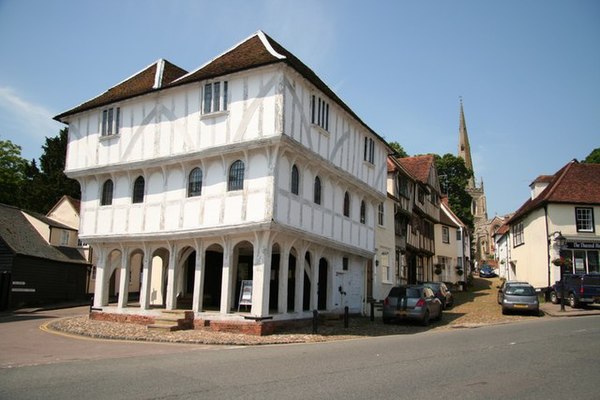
[{"left": 549, "top": 231, "right": 567, "bottom": 311}]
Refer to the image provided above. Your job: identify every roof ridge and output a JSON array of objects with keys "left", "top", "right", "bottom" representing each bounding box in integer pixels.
[{"left": 172, "top": 31, "right": 266, "bottom": 85}]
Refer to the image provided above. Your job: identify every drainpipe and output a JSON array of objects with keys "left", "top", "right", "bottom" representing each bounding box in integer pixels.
[{"left": 544, "top": 205, "right": 551, "bottom": 289}]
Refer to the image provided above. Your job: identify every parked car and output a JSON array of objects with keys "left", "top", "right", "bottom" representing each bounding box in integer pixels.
[
  {"left": 497, "top": 280, "right": 528, "bottom": 304},
  {"left": 423, "top": 281, "right": 454, "bottom": 309},
  {"left": 500, "top": 283, "right": 539, "bottom": 315},
  {"left": 382, "top": 285, "right": 443, "bottom": 326},
  {"left": 550, "top": 274, "right": 600, "bottom": 308},
  {"left": 479, "top": 265, "right": 497, "bottom": 278}
]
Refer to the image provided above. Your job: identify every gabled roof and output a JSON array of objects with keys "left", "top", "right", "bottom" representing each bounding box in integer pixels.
[
  {"left": 54, "top": 31, "right": 390, "bottom": 148},
  {"left": 508, "top": 160, "right": 600, "bottom": 224},
  {"left": 0, "top": 203, "right": 88, "bottom": 264},
  {"left": 54, "top": 59, "right": 188, "bottom": 121},
  {"left": 397, "top": 154, "right": 435, "bottom": 184},
  {"left": 46, "top": 195, "right": 81, "bottom": 216}
]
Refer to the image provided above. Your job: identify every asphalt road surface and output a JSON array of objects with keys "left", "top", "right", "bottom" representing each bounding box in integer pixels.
[{"left": 1, "top": 312, "right": 599, "bottom": 399}]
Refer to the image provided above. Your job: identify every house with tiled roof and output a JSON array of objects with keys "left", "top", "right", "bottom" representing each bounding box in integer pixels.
[
  {"left": 434, "top": 197, "right": 471, "bottom": 284},
  {"left": 372, "top": 156, "right": 416, "bottom": 305},
  {"left": 504, "top": 160, "right": 600, "bottom": 289},
  {"left": 397, "top": 155, "right": 442, "bottom": 283},
  {"left": 0, "top": 203, "right": 90, "bottom": 310},
  {"left": 54, "top": 31, "right": 391, "bottom": 334}
]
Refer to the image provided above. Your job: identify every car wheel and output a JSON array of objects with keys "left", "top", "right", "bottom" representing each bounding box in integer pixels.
[
  {"left": 550, "top": 291, "right": 559, "bottom": 304},
  {"left": 568, "top": 293, "right": 579, "bottom": 308},
  {"left": 435, "top": 308, "right": 443, "bottom": 321},
  {"left": 382, "top": 317, "right": 391, "bottom": 325},
  {"left": 421, "top": 311, "right": 430, "bottom": 326},
  {"left": 502, "top": 307, "right": 508, "bottom": 315},
  {"left": 497, "top": 294, "right": 502, "bottom": 305}
]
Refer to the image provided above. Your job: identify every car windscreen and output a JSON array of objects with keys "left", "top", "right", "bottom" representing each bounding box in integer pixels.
[
  {"left": 505, "top": 286, "right": 536, "bottom": 296},
  {"left": 388, "top": 287, "right": 421, "bottom": 298}
]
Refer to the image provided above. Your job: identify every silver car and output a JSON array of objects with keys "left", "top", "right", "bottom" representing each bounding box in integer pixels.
[
  {"left": 501, "top": 284, "right": 539, "bottom": 315},
  {"left": 382, "top": 285, "right": 443, "bottom": 326}
]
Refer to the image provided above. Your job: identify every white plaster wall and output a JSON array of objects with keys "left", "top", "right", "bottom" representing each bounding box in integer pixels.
[
  {"left": 281, "top": 68, "right": 387, "bottom": 198},
  {"left": 510, "top": 207, "right": 550, "bottom": 288}
]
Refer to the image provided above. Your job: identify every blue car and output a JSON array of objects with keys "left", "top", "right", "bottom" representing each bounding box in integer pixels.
[{"left": 479, "top": 265, "right": 497, "bottom": 278}]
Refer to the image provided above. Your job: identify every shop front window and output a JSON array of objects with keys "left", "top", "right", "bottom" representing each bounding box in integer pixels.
[{"left": 588, "top": 251, "right": 599, "bottom": 273}]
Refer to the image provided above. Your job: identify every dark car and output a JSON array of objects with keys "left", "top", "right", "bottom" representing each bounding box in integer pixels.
[
  {"left": 382, "top": 285, "right": 443, "bottom": 326},
  {"left": 500, "top": 284, "right": 539, "bottom": 315},
  {"left": 550, "top": 274, "right": 600, "bottom": 308},
  {"left": 423, "top": 281, "right": 454, "bottom": 309},
  {"left": 497, "top": 280, "right": 528, "bottom": 304},
  {"left": 479, "top": 265, "right": 497, "bottom": 278}
]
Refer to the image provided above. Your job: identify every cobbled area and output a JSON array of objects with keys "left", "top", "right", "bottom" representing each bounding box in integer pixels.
[{"left": 48, "top": 277, "right": 541, "bottom": 345}]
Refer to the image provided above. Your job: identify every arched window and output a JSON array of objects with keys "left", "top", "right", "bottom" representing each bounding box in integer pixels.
[
  {"left": 314, "top": 176, "right": 322, "bottom": 205},
  {"left": 360, "top": 201, "right": 366, "bottom": 224},
  {"left": 343, "top": 191, "right": 350, "bottom": 217},
  {"left": 132, "top": 176, "right": 145, "bottom": 203},
  {"left": 188, "top": 167, "right": 203, "bottom": 197},
  {"left": 291, "top": 165, "right": 299, "bottom": 195},
  {"left": 101, "top": 179, "right": 113, "bottom": 206},
  {"left": 228, "top": 160, "right": 245, "bottom": 191}
]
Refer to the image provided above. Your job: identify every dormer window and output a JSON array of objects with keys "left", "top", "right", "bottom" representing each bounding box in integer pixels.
[
  {"left": 101, "top": 107, "right": 120, "bottom": 136},
  {"left": 203, "top": 81, "right": 228, "bottom": 114}
]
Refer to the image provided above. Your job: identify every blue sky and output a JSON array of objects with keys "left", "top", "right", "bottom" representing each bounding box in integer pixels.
[{"left": 0, "top": 0, "right": 598, "bottom": 216}]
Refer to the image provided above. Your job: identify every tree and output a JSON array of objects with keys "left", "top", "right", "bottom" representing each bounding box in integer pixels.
[
  {"left": 32, "top": 128, "right": 80, "bottom": 213},
  {"left": 0, "top": 139, "right": 29, "bottom": 207},
  {"left": 583, "top": 148, "right": 600, "bottom": 164},
  {"left": 433, "top": 153, "right": 474, "bottom": 229},
  {"left": 388, "top": 141, "right": 409, "bottom": 158}
]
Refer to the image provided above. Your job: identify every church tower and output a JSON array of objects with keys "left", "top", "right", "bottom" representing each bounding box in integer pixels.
[{"left": 457, "top": 99, "right": 490, "bottom": 263}]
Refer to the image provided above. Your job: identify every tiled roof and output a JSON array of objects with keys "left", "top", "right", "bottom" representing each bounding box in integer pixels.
[
  {"left": 0, "top": 203, "right": 88, "bottom": 264},
  {"left": 531, "top": 175, "right": 554, "bottom": 185},
  {"left": 495, "top": 223, "right": 510, "bottom": 236},
  {"left": 54, "top": 31, "right": 390, "bottom": 148},
  {"left": 508, "top": 160, "right": 600, "bottom": 223},
  {"left": 397, "top": 154, "right": 434, "bottom": 183},
  {"left": 54, "top": 59, "right": 188, "bottom": 120}
]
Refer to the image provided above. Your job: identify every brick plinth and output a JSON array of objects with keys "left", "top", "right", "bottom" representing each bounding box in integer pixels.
[
  {"left": 197, "top": 318, "right": 313, "bottom": 336},
  {"left": 90, "top": 311, "right": 154, "bottom": 326}
]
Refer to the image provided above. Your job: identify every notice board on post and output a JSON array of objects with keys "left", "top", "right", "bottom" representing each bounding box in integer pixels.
[{"left": 238, "top": 280, "right": 253, "bottom": 312}]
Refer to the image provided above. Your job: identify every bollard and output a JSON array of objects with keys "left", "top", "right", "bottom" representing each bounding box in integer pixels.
[
  {"left": 344, "top": 306, "right": 349, "bottom": 328},
  {"left": 370, "top": 301, "right": 375, "bottom": 322},
  {"left": 312, "top": 309, "right": 318, "bottom": 334},
  {"left": 89, "top": 295, "right": 94, "bottom": 313}
]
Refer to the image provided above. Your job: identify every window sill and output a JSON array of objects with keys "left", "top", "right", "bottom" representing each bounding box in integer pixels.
[
  {"left": 200, "top": 110, "right": 229, "bottom": 120},
  {"left": 363, "top": 160, "right": 374, "bottom": 168},
  {"left": 311, "top": 123, "right": 330, "bottom": 137},
  {"left": 99, "top": 133, "right": 120, "bottom": 142}
]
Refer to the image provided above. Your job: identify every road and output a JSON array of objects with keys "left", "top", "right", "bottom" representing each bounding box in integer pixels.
[{"left": 1, "top": 311, "right": 598, "bottom": 399}]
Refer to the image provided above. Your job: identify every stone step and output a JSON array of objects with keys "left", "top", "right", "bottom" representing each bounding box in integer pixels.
[{"left": 146, "top": 310, "right": 194, "bottom": 332}]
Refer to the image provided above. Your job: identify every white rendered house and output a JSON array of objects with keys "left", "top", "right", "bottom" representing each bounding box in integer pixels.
[
  {"left": 505, "top": 160, "right": 600, "bottom": 289},
  {"left": 55, "top": 31, "right": 390, "bottom": 333}
]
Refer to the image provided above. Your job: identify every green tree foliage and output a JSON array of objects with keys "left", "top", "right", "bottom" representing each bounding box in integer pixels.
[
  {"left": 29, "top": 128, "right": 80, "bottom": 213},
  {"left": 1, "top": 128, "right": 80, "bottom": 213},
  {"left": 583, "top": 147, "right": 600, "bottom": 164},
  {"left": 0, "top": 139, "right": 29, "bottom": 206},
  {"left": 388, "top": 141, "right": 409, "bottom": 158},
  {"left": 433, "top": 153, "right": 474, "bottom": 229}
]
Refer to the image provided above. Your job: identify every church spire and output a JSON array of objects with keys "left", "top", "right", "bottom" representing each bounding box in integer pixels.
[{"left": 457, "top": 97, "right": 476, "bottom": 188}]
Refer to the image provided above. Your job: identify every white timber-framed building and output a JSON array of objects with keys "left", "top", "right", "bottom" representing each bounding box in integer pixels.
[{"left": 55, "top": 31, "right": 390, "bottom": 334}]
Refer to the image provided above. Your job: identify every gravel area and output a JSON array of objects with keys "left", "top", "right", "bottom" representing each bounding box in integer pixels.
[{"left": 48, "top": 277, "right": 541, "bottom": 345}]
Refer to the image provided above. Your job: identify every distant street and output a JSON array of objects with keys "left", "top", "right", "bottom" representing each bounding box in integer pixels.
[{"left": 1, "top": 313, "right": 598, "bottom": 399}]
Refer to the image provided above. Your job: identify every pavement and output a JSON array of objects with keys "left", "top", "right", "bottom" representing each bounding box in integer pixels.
[{"left": 540, "top": 301, "right": 600, "bottom": 317}]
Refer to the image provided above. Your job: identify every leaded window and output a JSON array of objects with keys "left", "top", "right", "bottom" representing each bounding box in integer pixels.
[
  {"left": 314, "top": 176, "right": 322, "bottom": 205},
  {"left": 188, "top": 168, "right": 203, "bottom": 197},
  {"left": 228, "top": 160, "right": 244, "bottom": 191},
  {"left": 132, "top": 176, "right": 145, "bottom": 203},
  {"left": 291, "top": 165, "right": 299, "bottom": 195},
  {"left": 101, "top": 179, "right": 113, "bottom": 206}
]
